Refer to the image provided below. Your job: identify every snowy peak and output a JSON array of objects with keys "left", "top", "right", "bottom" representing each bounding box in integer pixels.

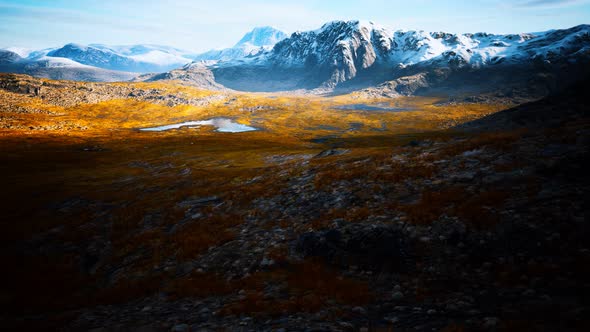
[
  {"left": 235, "top": 26, "right": 287, "bottom": 47},
  {"left": 1, "top": 43, "right": 196, "bottom": 75},
  {"left": 194, "top": 26, "right": 287, "bottom": 63},
  {"left": 48, "top": 44, "right": 134, "bottom": 71},
  {"left": 270, "top": 20, "right": 394, "bottom": 85},
  {"left": 263, "top": 21, "right": 590, "bottom": 87},
  {"left": 0, "top": 49, "right": 22, "bottom": 64},
  {"left": 44, "top": 43, "right": 194, "bottom": 73}
]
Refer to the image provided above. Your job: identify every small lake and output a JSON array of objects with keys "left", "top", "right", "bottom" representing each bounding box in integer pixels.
[
  {"left": 333, "top": 103, "right": 415, "bottom": 112},
  {"left": 140, "top": 118, "right": 258, "bottom": 133}
]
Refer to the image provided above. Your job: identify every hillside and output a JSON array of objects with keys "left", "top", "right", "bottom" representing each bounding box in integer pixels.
[{"left": 0, "top": 73, "right": 588, "bottom": 330}]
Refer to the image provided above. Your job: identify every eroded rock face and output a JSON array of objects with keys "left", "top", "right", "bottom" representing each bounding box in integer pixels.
[{"left": 271, "top": 21, "right": 389, "bottom": 87}]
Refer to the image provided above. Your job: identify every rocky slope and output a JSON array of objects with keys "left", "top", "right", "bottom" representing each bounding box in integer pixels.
[
  {"left": 133, "top": 62, "right": 227, "bottom": 90},
  {"left": 2, "top": 76, "right": 588, "bottom": 331}
]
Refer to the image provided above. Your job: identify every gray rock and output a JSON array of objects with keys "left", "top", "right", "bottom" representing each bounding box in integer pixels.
[
  {"left": 314, "top": 149, "right": 349, "bottom": 158},
  {"left": 171, "top": 324, "right": 189, "bottom": 332},
  {"left": 392, "top": 291, "right": 404, "bottom": 301}
]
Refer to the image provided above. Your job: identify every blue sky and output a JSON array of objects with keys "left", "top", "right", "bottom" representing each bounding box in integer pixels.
[{"left": 1, "top": 0, "right": 589, "bottom": 52}]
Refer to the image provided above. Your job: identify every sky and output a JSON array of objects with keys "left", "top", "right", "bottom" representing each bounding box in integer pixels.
[{"left": 0, "top": 0, "right": 589, "bottom": 52}]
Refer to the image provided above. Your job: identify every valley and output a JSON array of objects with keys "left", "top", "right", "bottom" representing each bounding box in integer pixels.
[
  {"left": 1, "top": 73, "right": 588, "bottom": 331},
  {"left": 1, "top": 8, "right": 590, "bottom": 330}
]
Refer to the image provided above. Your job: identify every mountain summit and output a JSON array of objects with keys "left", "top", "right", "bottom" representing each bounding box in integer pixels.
[
  {"left": 234, "top": 26, "right": 288, "bottom": 47},
  {"left": 194, "top": 26, "right": 287, "bottom": 62},
  {"left": 46, "top": 43, "right": 195, "bottom": 72}
]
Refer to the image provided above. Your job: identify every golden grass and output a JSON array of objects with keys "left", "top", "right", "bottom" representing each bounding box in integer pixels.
[
  {"left": 2, "top": 81, "right": 504, "bottom": 142},
  {"left": 0, "top": 78, "right": 513, "bottom": 315}
]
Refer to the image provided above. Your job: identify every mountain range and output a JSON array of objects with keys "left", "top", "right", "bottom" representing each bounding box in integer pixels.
[
  {"left": 1, "top": 21, "right": 589, "bottom": 96},
  {"left": 0, "top": 43, "right": 199, "bottom": 81},
  {"left": 0, "top": 27, "right": 287, "bottom": 82},
  {"left": 203, "top": 21, "right": 590, "bottom": 96}
]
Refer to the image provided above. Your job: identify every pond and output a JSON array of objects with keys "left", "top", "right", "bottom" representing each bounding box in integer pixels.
[{"left": 140, "top": 118, "right": 258, "bottom": 133}]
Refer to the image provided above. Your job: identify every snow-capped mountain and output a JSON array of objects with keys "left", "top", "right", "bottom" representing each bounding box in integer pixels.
[
  {"left": 0, "top": 52, "right": 137, "bottom": 82},
  {"left": 0, "top": 50, "right": 22, "bottom": 64},
  {"left": 46, "top": 43, "right": 195, "bottom": 73},
  {"left": 0, "top": 42, "right": 198, "bottom": 80},
  {"left": 2, "top": 21, "right": 589, "bottom": 92},
  {"left": 202, "top": 21, "right": 590, "bottom": 92},
  {"left": 261, "top": 21, "right": 590, "bottom": 87},
  {"left": 194, "top": 26, "right": 287, "bottom": 62},
  {"left": 235, "top": 26, "right": 288, "bottom": 47}
]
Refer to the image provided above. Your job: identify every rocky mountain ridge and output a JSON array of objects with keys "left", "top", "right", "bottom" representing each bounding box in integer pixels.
[{"left": 203, "top": 21, "right": 590, "bottom": 93}]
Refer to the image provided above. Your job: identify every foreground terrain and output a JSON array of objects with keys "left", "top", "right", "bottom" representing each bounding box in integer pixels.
[{"left": 0, "top": 74, "right": 588, "bottom": 331}]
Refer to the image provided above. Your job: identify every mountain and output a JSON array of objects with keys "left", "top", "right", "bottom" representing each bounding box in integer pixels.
[
  {"left": 0, "top": 50, "right": 22, "bottom": 64},
  {"left": 200, "top": 21, "right": 590, "bottom": 94},
  {"left": 0, "top": 52, "right": 137, "bottom": 82},
  {"left": 2, "top": 21, "right": 589, "bottom": 92},
  {"left": 193, "top": 26, "right": 287, "bottom": 62},
  {"left": 46, "top": 43, "right": 195, "bottom": 73},
  {"left": 234, "top": 26, "right": 288, "bottom": 47},
  {"left": 0, "top": 43, "right": 198, "bottom": 82}
]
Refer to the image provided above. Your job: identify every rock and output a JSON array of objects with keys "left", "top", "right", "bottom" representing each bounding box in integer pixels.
[
  {"left": 171, "top": 324, "right": 189, "bottom": 332},
  {"left": 392, "top": 291, "right": 404, "bottom": 301},
  {"left": 483, "top": 317, "right": 499, "bottom": 330},
  {"left": 177, "top": 196, "right": 221, "bottom": 208},
  {"left": 314, "top": 149, "right": 350, "bottom": 158},
  {"left": 260, "top": 257, "right": 275, "bottom": 267},
  {"left": 352, "top": 306, "right": 367, "bottom": 315},
  {"left": 419, "top": 236, "right": 431, "bottom": 243}
]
